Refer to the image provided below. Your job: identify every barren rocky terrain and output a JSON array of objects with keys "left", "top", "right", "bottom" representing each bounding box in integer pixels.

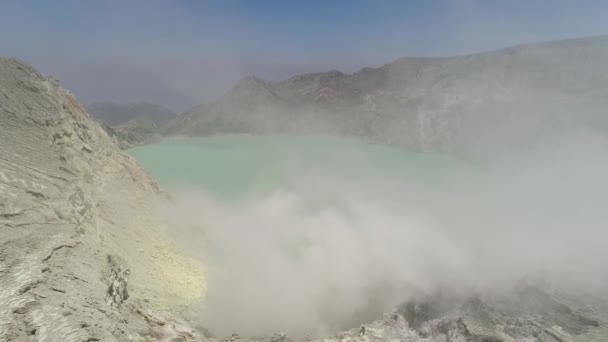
[{"left": 0, "top": 57, "right": 205, "bottom": 341}]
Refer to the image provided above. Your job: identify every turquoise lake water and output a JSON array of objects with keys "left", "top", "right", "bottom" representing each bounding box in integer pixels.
[
  {"left": 127, "top": 135, "right": 487, "bottom": 335},
  {"left": 129, "top": 135, "right": 470, "bottom": 199}
]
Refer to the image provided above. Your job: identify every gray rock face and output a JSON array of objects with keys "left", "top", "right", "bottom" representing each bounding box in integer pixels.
[
  {"left": 217, "top": 285, "right": 608, "bottom": 342},
  {"left": 0, "top": 57, "right": 206, "bottom": 341},
  {"left": 170, "top": 36, "right": 608, "bottom": 159},
  {"left": 106, "top": 255, "right": 130, "bottom": 308}
]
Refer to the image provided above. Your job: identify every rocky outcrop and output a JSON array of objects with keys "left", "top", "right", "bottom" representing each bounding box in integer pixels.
[
  {"left": 0, "top": 57, "right": 205, "bottom": 341},
  {"left": 171, "top": 36, "right": 608, "bottom": 159},
  {"left": 204, "top": 285, "right": 608, "bottom": 342},
  {"left": 105, "top": 255, "right": 130, "bottom": 308}
]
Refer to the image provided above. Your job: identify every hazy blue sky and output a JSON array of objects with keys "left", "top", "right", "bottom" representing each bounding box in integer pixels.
[{"left": 2, "top": 0, "right": 608, "bottom": 110}]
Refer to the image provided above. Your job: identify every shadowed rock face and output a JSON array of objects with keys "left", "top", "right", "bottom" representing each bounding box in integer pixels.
[
  {"left": 0, "top": 57, "right": 205, "bottom": 341},
  {"left": 171, "top": 36, "right": 608, "bottom": 159}
]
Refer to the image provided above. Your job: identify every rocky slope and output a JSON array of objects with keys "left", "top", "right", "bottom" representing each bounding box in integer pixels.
[
  {"left": 0, "top": 57, "right": 205, "bottom": 341},
  {"left": 170, "top": 36, "right": 608, "bottom": 158}
]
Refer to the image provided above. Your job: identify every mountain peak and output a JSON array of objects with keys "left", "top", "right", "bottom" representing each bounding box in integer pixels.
[
  {"left": 226, "top": 75, "right": 278, "bottom": 102},
  {"left": 236, "top": 75, "right": 266, "bottom": 87}
]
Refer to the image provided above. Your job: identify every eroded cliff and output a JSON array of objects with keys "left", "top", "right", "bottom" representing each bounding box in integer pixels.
[{"left": 0, "top": 57, "right": 205, "bottom": 341}]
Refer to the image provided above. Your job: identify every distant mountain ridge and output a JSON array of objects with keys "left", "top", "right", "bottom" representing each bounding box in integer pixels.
[
  {"left": 87, "top": 101, "right": 176, "bottom": 148},
  {"left": 87, "top": 101, "right": 176, "bottom": 126},
  {"left": 169, "top": 36, "right": 608, "bottom": 158}
]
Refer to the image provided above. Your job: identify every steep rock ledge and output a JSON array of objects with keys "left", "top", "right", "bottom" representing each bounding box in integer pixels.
[{"left": 0, "top": 57, "right": 205, "bottom": 341}]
